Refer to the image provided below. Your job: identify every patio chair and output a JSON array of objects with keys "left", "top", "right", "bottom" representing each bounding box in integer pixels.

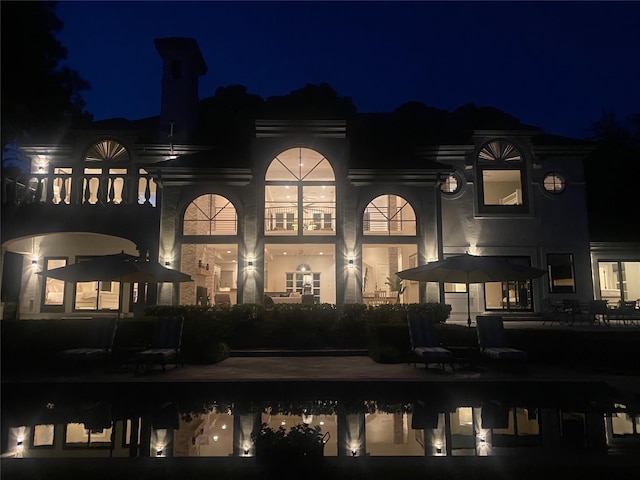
[
  {"left": 134, "top": 316, "right": 184, "bottom": 375},
  {"left": 59, "top": 317, "right": 118, "bottom": 368},
  {"left": 475, "top": 315, "right": 527, "bottom": 362},
  {"left": 407, "top": 312, "right": 453, "bottom": 371},
  {"left": 588, "top": 300, "right": 610, "bottom": 326}
]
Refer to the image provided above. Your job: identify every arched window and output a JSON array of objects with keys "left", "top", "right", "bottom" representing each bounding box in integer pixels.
[
  {"left": 476, "top": 139, "right": 528, "bottom": 213},
  {"left": 183, "top": 194, "right": 238, "bottom": 235},
  {"left": 82, "top": 139, "right": 129, "bottom": 204},
  {"left": 265, "top": 147, "right": 336, "bottom": 236},
  {"left": 363, "top": 195, "right": 416, "bottom": 236}
]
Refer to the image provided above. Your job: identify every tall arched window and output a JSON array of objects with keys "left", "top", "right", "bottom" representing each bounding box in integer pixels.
[
  {"left": 264, "top": 147, "right": 336, "bottom": 236},
  {"left": 183, "top": 194, "right": 238, "bottom": 235},
  {"left": 363, "top": 194, "right": 416, "bottom": 236}
]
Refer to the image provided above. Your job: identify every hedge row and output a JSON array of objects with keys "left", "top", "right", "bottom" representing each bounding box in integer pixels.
[{"left": 1, "top": 303, "right": 452, "bottom": 369}]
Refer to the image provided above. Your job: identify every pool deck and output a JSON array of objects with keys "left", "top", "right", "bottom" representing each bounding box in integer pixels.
[{"left": 3, "top": 319, "right": 640, "bottom": 402}]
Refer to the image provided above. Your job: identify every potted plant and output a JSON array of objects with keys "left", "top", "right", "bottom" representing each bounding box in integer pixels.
[{"left": 385, "top": 275, "right": 406, "bottom": 303}]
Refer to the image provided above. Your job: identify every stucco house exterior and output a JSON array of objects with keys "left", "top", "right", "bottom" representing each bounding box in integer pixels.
[{"left": 2, "top": 37, "right": 637, "bottom": 322}]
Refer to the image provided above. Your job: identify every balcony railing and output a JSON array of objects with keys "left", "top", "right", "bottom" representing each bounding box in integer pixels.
[
  {"left": 2, "top": 172, "right": 156, "bottom": 207},
  {"left": 265, "top": 206, "right": 336, "bottom": 235}
]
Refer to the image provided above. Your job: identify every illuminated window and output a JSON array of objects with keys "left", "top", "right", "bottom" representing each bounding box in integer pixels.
[
  {"left": 441, "top": 173, "right": 461, "bottom": 194},
  {"left": 547, "top": 254, "right": 576, "bottom": 294},
  {"left": 32, "top": 425, "right": 55, "bottom": 447},
  {"left": 265, "top": 148, "right": 336, "bottom": 236},
  {"left": 43, "top": 258, "right": 66, "bottom": 306},
  {"left": 65, "top": 423, "right": 113, "bottom": 447},
  {"left": 444, "top": 283, "right": 467, "bottom": 293},
  {"left": 183, "top": 194, "right": 238, "bottom": 235},
  {"left": 543, "top": 172, "right": 565, "bottom": 193},
  {"left": 477, "top": 140, "right": 527, "bottom": 213},
  {"left": 85, "top": 140, "right": 129, "bottom": 163},
  {"left": 363, "top": 195, "right": 416, "bottom": 236}
]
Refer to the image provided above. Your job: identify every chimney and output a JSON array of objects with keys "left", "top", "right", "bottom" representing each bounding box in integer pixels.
[{"left": 154, "top": 37, "right": 207, "bottom": 143}]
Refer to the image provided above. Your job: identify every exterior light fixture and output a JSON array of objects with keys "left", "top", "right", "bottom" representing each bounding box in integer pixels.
[
  {"left": 31, "top": 256, "right": 38, "bottom": 268},
  {"left": 435, "top": 444, "right": 443, "bottom": 454},
  {"left": 164, "top": 258, "right": 170, "bottom": 266},
  {"left": 156, "top": 448, "right": 164, "bottom": 457},
  {"left": 38, "top": 165, "right": 44, "bottom": 173},
  {"left": 348, "top": 256, "right": 354, "bottom": 269},
  {"left": 212, "top": 435, "right": 219, "bottom": 442},
  {"left": 351, "top": 448, "right": 357, "bottom": 457},
  {"left": 247, "top": 257, "right": 254, "bottom": 271}
]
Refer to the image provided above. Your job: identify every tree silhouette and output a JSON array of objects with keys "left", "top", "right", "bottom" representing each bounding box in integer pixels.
[
  {"left": 1, "top": 1, "right": 92, "bottom": 148},
  {"left": 585, "top": 110, "right": 640, "bottom": 241}
]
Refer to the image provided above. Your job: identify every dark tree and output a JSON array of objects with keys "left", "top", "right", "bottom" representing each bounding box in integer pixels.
[
  {"left": 263, "top": 83, "right": 356, "bottom": 119},
  {"left": 585, "top": 110, "right": 640, "bottom": 241},
  {"left": 1, "top": 1, "right": 92, "bottom": 148}
]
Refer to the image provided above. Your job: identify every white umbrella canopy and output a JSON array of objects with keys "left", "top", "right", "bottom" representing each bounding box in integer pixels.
[{"left": 396, "top": 254, "right": 547, "bottom": 326}]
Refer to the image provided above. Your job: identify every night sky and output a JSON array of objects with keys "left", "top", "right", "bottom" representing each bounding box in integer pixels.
[{"left": 56, "top": 1, "right": 640, "bottom": 140}]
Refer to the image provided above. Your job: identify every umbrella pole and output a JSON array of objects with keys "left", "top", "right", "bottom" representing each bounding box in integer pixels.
[{"left": 467, "top": 282, "right": 471, "bottom": 328}]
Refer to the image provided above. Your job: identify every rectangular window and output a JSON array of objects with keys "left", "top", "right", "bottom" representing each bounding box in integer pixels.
[
  {"left": 124, "top": 418, "right": 142, "bottom": 447},
  {"left": 65, "top": 423, "right": 113, "bottom": 448},
  {"left": 44, "top": 258, "right": 67, "bottom": 306},
  {"left": 32, "top": 425, "right": 55, "bottom": 447},
  {"left": 444, "top": 283, "right": 467, "bottom": 293},
  {"left": 482, "top": 170, "right": 523, "bottom": 205},
  {"left": 484, "top": 257, "right": 533, "bottom": 311},
  {"left": 547, "top": 254, "right": 576, "bottom": 294},
  {"left": 598, "top": 261, "right": 640, "bottom": 304}
]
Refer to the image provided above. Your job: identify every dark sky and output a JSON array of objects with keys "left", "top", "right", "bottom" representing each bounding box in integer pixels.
[{"left": 56, "top": 1, "right": 640, "bottom": 140}]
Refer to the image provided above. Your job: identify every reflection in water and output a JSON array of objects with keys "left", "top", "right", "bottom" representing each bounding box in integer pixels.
[{"left": 2, "top": 383, "right": 639, "bottom": 460}]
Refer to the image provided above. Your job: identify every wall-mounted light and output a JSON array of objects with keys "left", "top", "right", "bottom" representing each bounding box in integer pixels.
[
  {"left": 156, "top": 447, "right": 164, "bottom": 457},
  {"left": 37, "top": 165, "right": 44, "bottom": 173},
  {"left": 247, "top": 257, "right": 254, "bottom": 271},
  {"left": 164, "top": 258, "right": 171, "bottom": 267},
  {"left": 351, "top": 448, "right": 358, "bottom": 457},
  {"left": 435, "top": 443, "right": 443, "bottom": 454},
  {"left": 243, "top": 445, "right": 251, "bottom": 456},
  {"left": 31, "top": 256, "right": 38, "bottom": 268},
  {"left": 348, "top": 256, "right": 354, "bottom": 269}
]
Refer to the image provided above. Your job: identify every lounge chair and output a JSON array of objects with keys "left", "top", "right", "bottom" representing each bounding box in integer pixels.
[
  {"left": 135, "top": 316, "right": 184, "bottom": 374},
  {"left": 407, "top": 313, "right": 453, "bottom": 371},
  {"left": 59, "top": 317, "right": 118, "bottom": 368},
  {"left": 476, "top": 315, "right": 527, "bottom": 362}
]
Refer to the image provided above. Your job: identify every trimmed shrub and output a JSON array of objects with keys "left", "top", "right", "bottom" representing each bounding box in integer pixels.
[{"left": 368, "top": 323, "right": 411, "bottom": 363}]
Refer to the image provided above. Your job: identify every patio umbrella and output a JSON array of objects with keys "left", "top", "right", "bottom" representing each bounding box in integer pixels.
[
  {"left": 39, "top": 252, "right": 192, "bottom": 318},
  {"left": 396, "top": 254, "right": 547, "bottom": 327}
]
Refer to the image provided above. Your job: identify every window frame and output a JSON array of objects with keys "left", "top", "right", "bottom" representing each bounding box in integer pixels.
[
  {"left": 264, "top": 148, "right": 336, "bottom": 237},
  {"left": 547, "top": 253, "right": 576, "bottom": 294},
  {"left": 41, "top": 256, "right": 68, "bottom": 312},
  {"left": 476, "top": 139, "right": 529, "bottom": 215}
]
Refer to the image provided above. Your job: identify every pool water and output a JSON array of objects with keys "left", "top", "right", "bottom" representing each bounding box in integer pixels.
[{"left": 3, "top": 380, "right": 639, "bottom": 461}]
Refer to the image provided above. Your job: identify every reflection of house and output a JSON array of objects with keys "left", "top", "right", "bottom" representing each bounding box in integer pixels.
[{"left": 1, "top": 37, "right": 638, "bottom": 321}]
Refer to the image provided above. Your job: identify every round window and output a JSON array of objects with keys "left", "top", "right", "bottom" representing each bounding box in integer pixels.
[
  {"left": 543, "top": 173, "right": 565, "bottom": 193},
  {"left": 441, "top": 173, "right": 461, "bottom": 194}
]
